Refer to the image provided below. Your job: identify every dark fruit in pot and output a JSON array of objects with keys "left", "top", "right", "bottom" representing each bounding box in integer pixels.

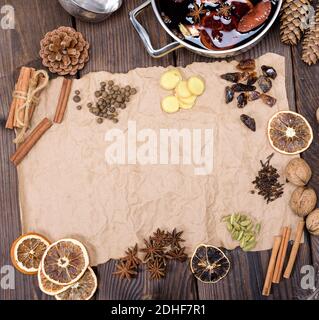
[{"left": 237, "top": 0, "right": 272, "bottom": 33}]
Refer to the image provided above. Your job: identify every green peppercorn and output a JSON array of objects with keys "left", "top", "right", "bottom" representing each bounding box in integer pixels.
[
  {"left": 76, "top": 105, "right": 82, "bottom": 110},
  {"left": 97, "top": 118, "right": 103, "bottom": 124},
  {"left": 74, "top": 90, "right": 80, "bottom": 95}
]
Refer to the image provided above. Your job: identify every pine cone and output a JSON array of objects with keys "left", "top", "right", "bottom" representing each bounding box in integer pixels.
[
  {"left": 280, "top": 0, "right": 312, "bottom": 45},
  {"left": 39, "top": 26, "right": 89, "bottom": 76},
  {"left": 302, "top": 6, "right": 319, "bottom": 65}
]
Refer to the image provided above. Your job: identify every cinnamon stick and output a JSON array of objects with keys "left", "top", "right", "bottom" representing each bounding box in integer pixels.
[
  {"left": 272, "top": 227, "right": 291, "bottom": 284},
  {"left": 262, "top": 236, "right": 282, "bottom": 296},
  {"left": 28, "top": 69, "right": 41, "bottom": 122},
  {"left": 54, "top": 78, "right": 72, "bottom": 124},
  {"left": 6, "top": 67, "right": 33, "bottom": 129},
  {"left": 283, "top": 220, "right": 305, "bottom": 279},
  {"left": 10, "top": 118, "right": 53, "bottom": 166}
]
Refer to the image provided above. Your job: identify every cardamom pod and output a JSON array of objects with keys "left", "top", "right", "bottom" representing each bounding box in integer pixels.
[
  {"left": 223, "top": 213, "right": 261, "bottom": 251},
  {"left": 240, "top": 219, "right": 251, "bottom": 227},
  {"left": 242, "top": 240, "right": 257, "bottom": 252},
  {"left": 255, "top": 223, "right": 261, "bottom": 234},
  {"left": 240, "top": 237, "right": 246, "bottom": 248},
  {"left": 230, "top": 213, "right": 236, "bottom": 225},
  {"left": 237, "top": 230, "right": 244, "bottom": 241},
  {"left": 232, "top": 230, "right": 239, "bottom": 240},
  {"left": 233, "top": 221, "right": 241, "bottom": 231}
]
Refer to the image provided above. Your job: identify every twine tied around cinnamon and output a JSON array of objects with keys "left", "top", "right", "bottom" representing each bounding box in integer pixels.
[{"left": 13, "top": 70, "right": 49, "bottom": 144}]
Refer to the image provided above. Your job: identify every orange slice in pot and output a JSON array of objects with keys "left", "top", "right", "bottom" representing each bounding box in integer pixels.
[
  {"left": 55, "top": 267, "right": 97, "bottom": 300},
  {"left": 10, "top": 233, "right": 50, "bottom": 275},
  {"left": 268, "top": 111, "right": 313, "bottom": 155},
  {"left": 41, "top": 239, "right": 89, "bottom": 286}
]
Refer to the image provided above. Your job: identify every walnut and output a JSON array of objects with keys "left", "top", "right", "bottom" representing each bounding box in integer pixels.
[
  {"left": 306, "top": 209, "right": 319, "bottom": 236},
  {"left": 289, "top": 186, "right": 317, "bottom": 217},
  {"left": 285, "top": 158, "right": 312, "bottom": 186}
]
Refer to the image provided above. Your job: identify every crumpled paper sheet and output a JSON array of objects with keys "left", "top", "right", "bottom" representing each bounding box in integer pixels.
[{"left": 18, "top": 53, "right": 301, "bottom": 266}]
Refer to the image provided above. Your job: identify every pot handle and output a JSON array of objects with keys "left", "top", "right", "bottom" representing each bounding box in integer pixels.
[{"left": 129, "top": 0, "right": 182, "bottom": 58}]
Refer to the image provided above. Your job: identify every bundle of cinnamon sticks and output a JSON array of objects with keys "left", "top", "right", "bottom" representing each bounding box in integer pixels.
[
  {"left": 7, "top": 67, "right": 73, "bottom": 166},
  {"left": 262, "top": 220, "right": 305, "bottom": 296},
  {"left": 6, "top": 67, "right": 34, "bottom": 130}
]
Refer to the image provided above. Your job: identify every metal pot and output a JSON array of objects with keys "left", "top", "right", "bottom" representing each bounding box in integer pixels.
[
  {"left": 130, "top": 0, "right": 282, "bottom": 58},
  {"left": 58, "top": 0, "right": 123, "bottom": 23}
]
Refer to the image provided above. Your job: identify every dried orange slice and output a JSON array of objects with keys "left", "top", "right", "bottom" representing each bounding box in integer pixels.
[
  {"left": 38, "top": 261, "right": 70, "bottom": 296},
  {"left": 10, "top": 233, "right": 50, "bottom": 275},
  {"left": 55, "top": 267, "right": 97, "bottom": 300},
  {"left": 268, "top": 111, "right": 313, "bottom": 155},
  {"left": 190, "top": 244, "right": 230, "bottom": 283},
  {"left": 41, "top": 239, "right": 89, "bottom": 286}
]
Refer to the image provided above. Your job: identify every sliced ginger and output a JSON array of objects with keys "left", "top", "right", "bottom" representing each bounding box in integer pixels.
[
  {"left": 159, "top": 69, "right": 205, "bottom": 114},
  {"left": 160, "top": 69, "right": 182, "bottom": 90},
  {"left": 161, "top": 96, "right": 180, "bottom": 114},
  {"left": 177, "top": 94, "right": 197, "bottom": 105},
  {"left": 187, "top": 76, "right": 205, "bottom": 96},
  {"left": 179, "top": 100, "right": 195, "bottom": 110},
  {"left": 176, "top": 80, "right": 192, "bottom": 98}
]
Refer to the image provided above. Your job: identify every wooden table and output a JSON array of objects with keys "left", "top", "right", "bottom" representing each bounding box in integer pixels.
[{"left": 0, "top": 0, "right": 318, "bottom": 300}]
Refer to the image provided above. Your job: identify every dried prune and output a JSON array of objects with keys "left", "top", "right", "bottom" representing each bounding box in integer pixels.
[
  {"left": 261, "top": 65, "right": 277, "bottom": 80},
  {"left": 220, "top": 71, "right": 257, "bottom": 83},
  {"left": 247, "top": 91, "right": 261, "bottom": 101},
  {"left": 225, "top": 86, "right": 235, "bottom": 104},
  {"left": 240, "top": 114, "right": 256, "bottom": 132},
  {"left": 261, "top": 94, "right": 277, "bottom": 107},
  {"left": 247, "top": 72, "right": 258, "bottom": 86},
  {"left": 232, "top": 83, "right": 256, "bottom": 92},
  {"left": 221, "top": 72, "right": 243, "bottom": 83},
  {"left": 237, "top": 93, "right": 248, "bottom": 108},
  {"left": 237, "top": 58, "right": 256, "bottom": 71},
  {"left": 258, "top": 76, "right": 272, "bottom": 93}
]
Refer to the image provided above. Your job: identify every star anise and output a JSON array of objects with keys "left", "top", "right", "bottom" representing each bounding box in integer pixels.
[
  {"left": 122, "top": 244, "right": 142, "bottom": 268},
  {"left": 166, "top": 247, "right": 188, "bottom": 262},
  {"left": 166, "top": 228, "right": 185, "bottom": 249},
  {"left": 147, "top": 258, "right": 166, "bottom": 280},
  {"left": 140, "top": 239, "right": 164, "bottom": 262},
  {"left": 188, "top": 3, "right": 208, "bottom": 23},
  {"left": 150, "top": 228, "right": 168, "bottom": 247},
  {"left": 216, "top": 1, "right": 233, "bottom": 19},
  {"left": 113, "top": 260, "right": 137, "bottom": 280}
]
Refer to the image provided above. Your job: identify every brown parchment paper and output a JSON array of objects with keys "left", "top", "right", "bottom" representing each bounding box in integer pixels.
[{"left": 18, "top": 53, "right": 301, "bottom": 266}]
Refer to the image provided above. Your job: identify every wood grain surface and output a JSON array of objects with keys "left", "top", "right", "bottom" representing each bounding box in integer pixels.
[{"left": 0, "top": 0, "right": 318, "bottom": 300}]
